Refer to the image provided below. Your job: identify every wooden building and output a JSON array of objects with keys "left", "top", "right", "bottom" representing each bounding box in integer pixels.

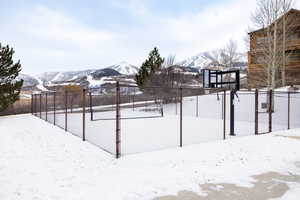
[{"left": 248, "top": 9, "right": 300, "bottom": 88}]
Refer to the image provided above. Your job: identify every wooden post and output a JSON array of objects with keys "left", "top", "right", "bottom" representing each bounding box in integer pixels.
[
  {"left": 116, "top": 81, "right": 121, "bottom": 158},
  {"left": 268, "top": 90, "right": 273, "bottom": 133},
  {"left": 65, "top": 90, "right": 68, "bottom": 132},
  {"left": 223, "top": 90, "right": 226, "bottom": 140},
  {"left": 255, "top": 89, "right": 259, "bottom": 135},
  {"left": 288, "top": 91, "right": 290, "bottom": 130},
  {"left": 82, "top": 89, "right": 86, "bottom": 141},
  {"left": 54, "top": 92, "right": 56, "bottom": 126},
  {"left": 180, "top": 88, "right": 183, "bottom": 147}
]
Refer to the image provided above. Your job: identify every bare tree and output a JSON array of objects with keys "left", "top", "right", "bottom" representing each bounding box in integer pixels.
[
  {"left": 281, "top": 0, "right": 294, "bottom": 86},
  {"left": 220, "top": 39, "right": 241, "bottom": 69},
  {"left": 250, "top": 0, "right": 294, "bottom": 89},
  {"left": 163, "top": 54, "right": 176, "bottom": 68}
]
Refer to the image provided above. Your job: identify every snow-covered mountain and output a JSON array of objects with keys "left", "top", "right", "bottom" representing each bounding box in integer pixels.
[
  {"left": 177, "top": 51, "right": 248, "bottom": 70},
  {"left": 19, "top": 53, "right": 248, "bottom": 92},
  {"left": 38, "top": 70, "right": 94, "bottom": 84},
  {"left": 18, "top": 63, "right": 131, "bottom": 90},
  {"left": 17, "top": 74, "right": 39, "bottom": 88},
  {"left": 107, "top": 61, "right": 139, "bottom": 75},
  {"left": 34, "top": 62, "right": 138, "bottom": 85}
]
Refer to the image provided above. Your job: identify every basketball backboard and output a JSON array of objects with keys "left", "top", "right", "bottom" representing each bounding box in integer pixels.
[{"left": 202, "top": 69, "right": 240, "bottom": 91}]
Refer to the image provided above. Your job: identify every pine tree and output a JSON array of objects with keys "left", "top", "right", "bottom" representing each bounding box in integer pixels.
[
  {"left": 0, "top": 43, "right": 23, "bottom": 112},
  {"left": 135, "top": 47, "right": 164, "bottom": 88}
]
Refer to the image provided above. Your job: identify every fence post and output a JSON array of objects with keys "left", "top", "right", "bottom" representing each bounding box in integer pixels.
[
  {"left": 35, "top": 94, "right": 38, "bottom": 116},
  {"left": 65, "top": 90, "right": 68, "bottom": 132},
  {"left": 268, "top": 89, "right": 273, "bottom": 133},
  {"left": 288, "top": 91, "right": 290, "bottom": 130},
  {"left": 45, "top": 93, "right": 48, "bottom": 121},
  {"left": 223, "top": 90, "right": 226, "bottom": 140},
  {"left": 82, "top": 89, "right": 86, "bottom": 141},
  {"left": 32, "top": 94, "right": 34, "bottom": 116},
  {"left": 196, "top": 95, "right": 199, "bottom": 117},
  {"left": 116, "top": 81, "right": 121, "bottom": 158},
  {"left": 89, "top": 92, "right": 93, "bottom": 121},
  {"left": 230, "top": 90, "right": 235, "bottom": 136},
  {"left": 175, "top": 91, "right": 178, "bottom": 115},
  {"left": 132, "top": 88, "right": 135, "bottom": 111},
  {"left": 180, "top": 88, "right": 183, "bottom": 147},
  {"left": 255, "top": 89, "right": 259, "bottom": 135},
  {"left": 54, "top": 92, "right": 56, "bottom": 126},
  {"left": 221, "top": 93, "right": 224, "bottom": 120},
  {"left": 31, "top": 94, "right": 33, "bottom": 115},
  {"left": 39, "top": 93, "right": 42, "bottom": 118}
]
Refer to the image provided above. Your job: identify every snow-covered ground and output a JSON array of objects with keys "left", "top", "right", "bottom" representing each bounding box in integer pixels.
[{"left": 1, "top": 114, "right": 300, "bottom": 200}]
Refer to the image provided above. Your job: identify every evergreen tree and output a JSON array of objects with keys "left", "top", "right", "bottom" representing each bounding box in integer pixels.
[
  {"left": 0, "top": 43, "right": 23, "bottom": 112},
  {"left": 135, "top": 47, "right": 164, "bottom": 88}
]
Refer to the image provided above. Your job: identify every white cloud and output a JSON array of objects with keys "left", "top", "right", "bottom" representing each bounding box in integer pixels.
[
  {"left": 1, "top": 5, "right": 119, "bottom": 74},
  {"left": 24, "top": 6, "right": 114, "bottom": 48},
  {"left": 1, "top": 0, "right": 299, "bottom": 74}
]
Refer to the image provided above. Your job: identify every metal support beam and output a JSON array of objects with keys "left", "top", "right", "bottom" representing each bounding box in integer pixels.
[
  {"left": 65, "top": 90, "right": 68, "bottom": 132},
  {"left": 116, "top": 82, "right": 121, "bottom": 158},
  {"left": 255, "top": 89, "right": 259, "bottom": 135},
  {"left": 89, "top": 92, "right": 93, "bottom": 121},
  {"left": 31, "top": 94, "right": 33, "bottom": 115},
  {"left": 54, "top": 93, "right": 56, "bottom": 126},
  {"left": 196, "top": 95, "right": 199, "bottom": 117},
  {"left": 83, "top": 89, "right": 86, "bottom": 141},
  {"left": 39, "top": 94, "right": 42, "bottom": 118},
  {"left": 288, "top": 91, "right": 290, "bottom": 130},
  {"left": 45, "top": 93, "right": 48, "bottom": 121},
  {"left": 180, "top": 88, "right": 183, "bottom": 147},
  {"left": 230, "top": 90, "right": 235, "bottom": 136},
  {"left": 268, "top": 90, "right": 273, "bottom": 133},
  {"left": 223, "top": 90, "right": 226, "bottom": 140}
]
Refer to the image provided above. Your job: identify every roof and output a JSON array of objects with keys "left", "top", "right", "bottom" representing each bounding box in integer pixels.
[{"left": 248, "top": 8, "right": 300, "bottom": 35}]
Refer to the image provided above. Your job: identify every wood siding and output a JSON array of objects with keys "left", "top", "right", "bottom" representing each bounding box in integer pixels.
[{"left": 248, "top": 9, "right": 300, "bottom": 88}]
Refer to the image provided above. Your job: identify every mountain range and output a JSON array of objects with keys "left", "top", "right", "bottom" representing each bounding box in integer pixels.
[
  {"left": 20, "top": 52, "right": 247, "bottom": 91},
  {"left": 178, "top": 52, "right": 247, "bottom": 69}
]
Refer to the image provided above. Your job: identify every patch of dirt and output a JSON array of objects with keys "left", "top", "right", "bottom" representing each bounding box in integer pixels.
[
  {"left": 154, "top": 172, "right": 300, "bottom": 200},
  {"left": 275, "top": 135, "right": 300, "bottom": 140}
]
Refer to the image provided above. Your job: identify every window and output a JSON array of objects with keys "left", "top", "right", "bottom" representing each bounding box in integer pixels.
[{"left": 288, "top": 50, "right": 300, "bottom": 61}]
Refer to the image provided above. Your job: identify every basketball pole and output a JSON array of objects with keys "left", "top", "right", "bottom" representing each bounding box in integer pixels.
[
  {"left": 230, "top": 90, "right": 235, "bottom": 136},
  {"left": 202, "top": 69, "right": 240, "bottom": 137}
]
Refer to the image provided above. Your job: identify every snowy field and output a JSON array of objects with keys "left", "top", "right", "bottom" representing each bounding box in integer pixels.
[
  {"left": 1, "top": 114, "right": 300, "bottom": 200},
  {"left": 38, "top": 91, "right": 300, "bottom": 155}
]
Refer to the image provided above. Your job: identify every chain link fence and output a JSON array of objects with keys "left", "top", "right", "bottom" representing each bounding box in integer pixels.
[{"left": 32, "top": 83, "right": 300, "bottom": 158}]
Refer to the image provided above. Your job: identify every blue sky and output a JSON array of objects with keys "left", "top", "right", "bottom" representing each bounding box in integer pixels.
[{"left": 1, "top": 0, "right": 299, "bottom": 74}]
